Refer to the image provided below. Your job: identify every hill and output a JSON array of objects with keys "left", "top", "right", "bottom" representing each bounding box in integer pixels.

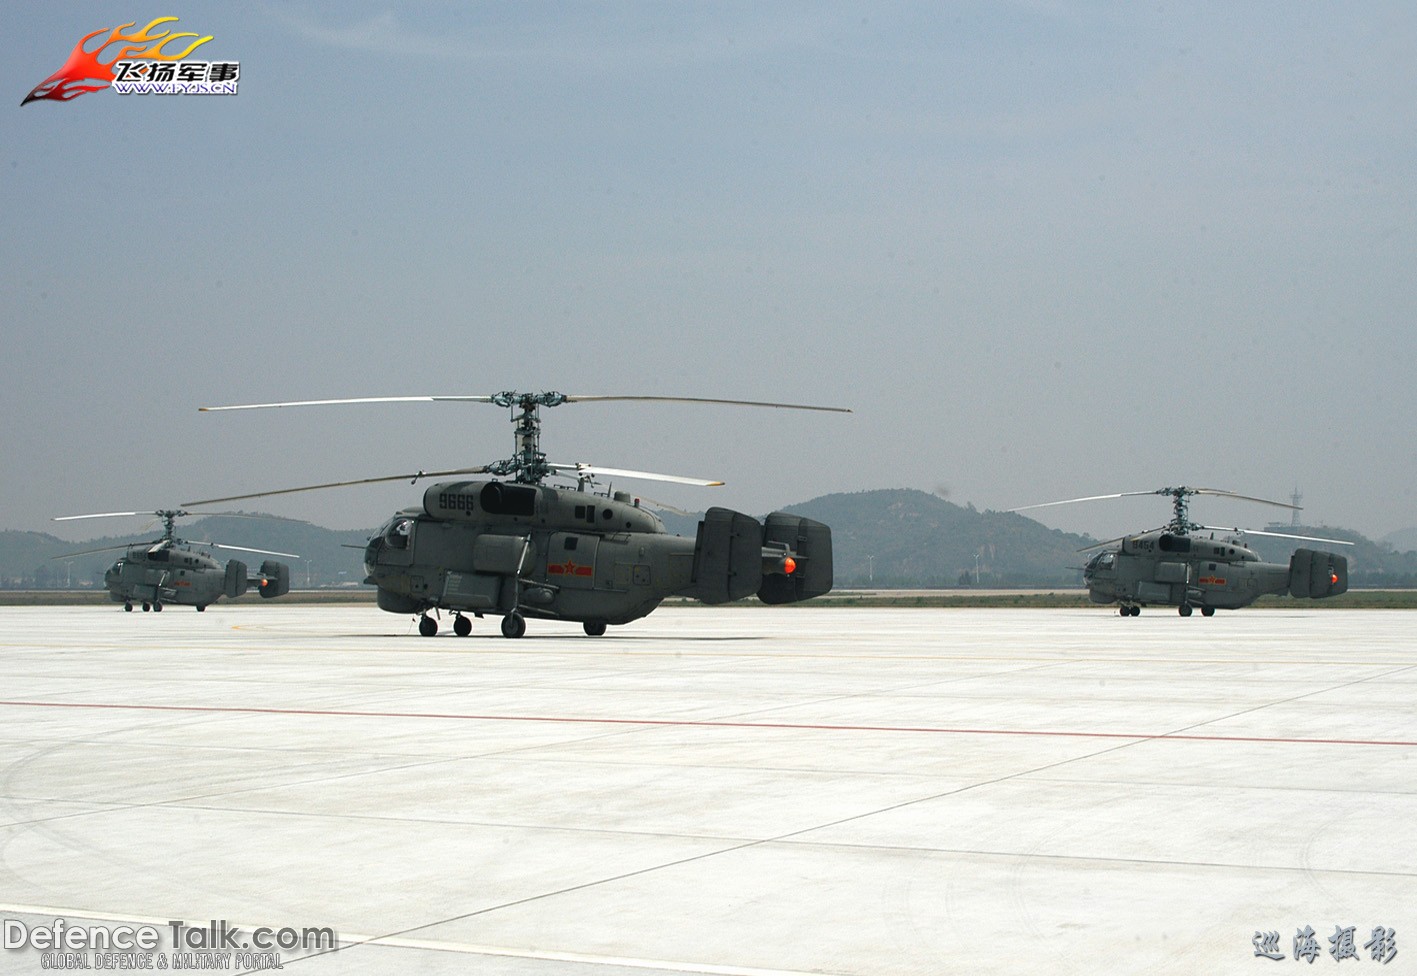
[
  {"left": 4, "top": 491, "right": 1412, "bottom": 590},
  {"left": 1, "top": 517, "right": 372, "bottom": 590},
  {"left": 773, "top": 489, "right": 1091, "bottom": 586}
]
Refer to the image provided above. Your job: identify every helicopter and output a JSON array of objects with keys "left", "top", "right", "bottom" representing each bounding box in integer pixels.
[
  {"left": 187, "top": 391, "right": 848, "bottom": 637},
  {"left": 54, "top": 509, "right": 296, "bottom": 612},
  {"left": 1009, "top": 486, "right": 1352, "bottom": 617}
]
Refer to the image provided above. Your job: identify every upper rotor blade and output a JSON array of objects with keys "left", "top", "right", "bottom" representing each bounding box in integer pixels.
[
  {"left": 1196, "top": 525, "right": 1353, "bottom": 546},
  {"left": 199, "top": 396, "right": 496, "bottom": 411},
  {"left": 1009, "top": 491, "right": 1157, "bottom": 513},
  {"left": 1187, "top": 488, "right": 1299, "bottom": 509},
  {"left": 561, "top": 395, "right": 852, "bottom": 413},
  {"left": 199, "top": 394, "right": 852, "bottom": 413},
  {"left": 53, "top": 511, "right": 146, "bottom": 522},
  {"left": 549, "top": 462, "right": 724, "bottom": 487},
  {"left": 183, "top": 467, "right": 491, "bottom": 506}
]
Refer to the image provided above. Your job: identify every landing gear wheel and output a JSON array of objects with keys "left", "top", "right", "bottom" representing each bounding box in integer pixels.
[
  {"left": 453, "top": 614, "right": 472, "bottom": 637},
  {"left": 1178, "top": 603, "right": 1193, "bottom": 617},
  {"left": 142, "top": 602, "right": 151, "bottom": 612},
  {"left": 501, "top": 612, "right": 526, "bottom": 639},
  {"left": 1201, "top": 606, "right": 1215, "bottom": 617},
  {"left": 583, "top": 621, "right": 607, "bottom": 637},
  {"left": 418, "top": 614, "right": 438, "bottom": 637},
  {"left": 1119, "top": 606, "right": 1130, "bottom": 617},
  {"left": 124, "top": 602, "right": 133, "bottom": 612},
  {"left": 153, "top": 602, "right": 162, "bottom": 612},
  {"left": 1130, "top": 605, "right": 1141, "bottom": 616},
  {"left": 196, "top": 605, "right": 206, "bottom": 612}
]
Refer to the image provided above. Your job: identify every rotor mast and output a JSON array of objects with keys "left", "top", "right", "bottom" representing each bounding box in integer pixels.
[
  {"left": 156, "top": 509, "right": 186, "bottom": 542},
  {"left": 1158, "top": 487, "right": 1198, "bottom": 535},
  {"left": 487, "top": 391, "right": 569, "bottom": 484}
]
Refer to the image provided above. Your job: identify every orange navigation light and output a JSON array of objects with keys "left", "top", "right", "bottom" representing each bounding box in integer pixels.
[{"left": 783, "top": 556, "right": 797, "bottom": 575}]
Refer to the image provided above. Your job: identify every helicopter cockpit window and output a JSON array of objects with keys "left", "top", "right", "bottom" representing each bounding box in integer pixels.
[
  {"left": 385, "top": 517, "right": 413, "bottom": 550},
  {"left": 149, "top": 549, "right": 169, "bottom": 562},
  {"left": 1158, "top": 535, "right": 1191, "bottom": 554}
]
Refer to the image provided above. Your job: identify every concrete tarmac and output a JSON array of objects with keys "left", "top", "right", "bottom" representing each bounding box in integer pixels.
[{"left": 1, "top": 604, "right": 1414, "bottom": 974}]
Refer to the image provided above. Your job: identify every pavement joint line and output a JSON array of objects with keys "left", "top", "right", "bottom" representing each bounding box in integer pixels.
[
  {"left": 1139, "top": 662, "right": 1417, "bottom": 742},
  {"left": 2, "top": 699, "right": 1416, "bottom": 747}
]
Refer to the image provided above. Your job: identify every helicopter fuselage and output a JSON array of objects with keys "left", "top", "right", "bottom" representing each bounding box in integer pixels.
[
  {"left": 104, "top": 545, "right": 292, "bottom": 611},
  {"left": 1083, "top": 530, "right": 1348, "bottom": 616},
  {"left": 362, "top": 479, "right": 833, "bottom": 635}
]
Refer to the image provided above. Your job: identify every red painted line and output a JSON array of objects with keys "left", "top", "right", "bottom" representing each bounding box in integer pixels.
[{"left": 0, "top": 699, "right": 1412, "bottom": 748}]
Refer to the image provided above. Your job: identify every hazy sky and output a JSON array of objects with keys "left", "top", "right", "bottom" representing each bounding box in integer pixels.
[{"left": 5, "top": 2, "right": 1414, "bottom": 544}]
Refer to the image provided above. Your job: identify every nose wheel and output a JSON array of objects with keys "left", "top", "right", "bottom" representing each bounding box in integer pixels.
[
  {"left": 418, "top": 614, "right": 438, "bottom": 637},
  {"left": 453, "top": 614, "right": 472, "bottom": 637}
]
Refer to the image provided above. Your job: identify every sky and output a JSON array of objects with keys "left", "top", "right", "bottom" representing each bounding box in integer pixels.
[{"left": 4, "top": 2, "right": 1415, "bottom": 545}]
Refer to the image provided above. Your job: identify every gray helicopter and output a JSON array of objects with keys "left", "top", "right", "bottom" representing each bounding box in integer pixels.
[
  {"left": 54, "top": 509, "right": 296, "bottom": 612},
  {"left": 1010, "top": 486, "right": 1352, "bottom": 616},
  {"left": 189, "top": 392, "right": 848, "bottom": 637}
]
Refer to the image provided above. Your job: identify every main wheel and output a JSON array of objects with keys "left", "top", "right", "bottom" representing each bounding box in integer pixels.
[
  {"left": 196, "top": 605, "right": 206, "bottom": 612},
  {"left": 1201, "top": 606, "right": 1215, "bottom": 617},
  {"left": 1130, "top": 605, "right": 1141, "bottom": 616},
  {"left": 1118, "top": 606, "right": 1129, "bottom": 617},
  {"left": 142, "top": 602, "right": 151, "bottom": 612},
  {"left": 1178, "top": 604, "right": 1192, "bottom": 617},
  {"left": 583, "top": 621, "right": 607, "bottom": 637},
  {"left": 418, "top": 614, "right": 438, "bottom": 637},
  {"left": 453, "top": 614, "right": 472, "bottom": 637},
  {"left": 501, "top": 612, "right": 526, "bottom": 639},
  {"left": 124, "top": 602, "right": 133, "bottom": 612},
  {"left": 153, "top": 602, "right": 162, "bottom": 612}
]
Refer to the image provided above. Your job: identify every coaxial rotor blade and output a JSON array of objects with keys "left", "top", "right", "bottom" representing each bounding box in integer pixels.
[
  {"left": 1009, "top": 491, "right": 1158, "bottom": 513},
  {"left": 190, "top": 541, "right": 301, "bottom": 558},
  {"left": 549, "top": 462, "right": 724, "bottom": 487},
  {"left": 199, "top": 396, "right": 499, "bottom": 411},
  {"left": 52, "top": 542, "right": 159, "bottom": 559},
  {"left": 561, "top": 395, "right": 852, "bottom": 413},
  {"left": 1196, "top": 525, "right": 1353, "bottom": 546},
  {"left": 182, "top": 467, "right": 492, "bottom": 506},
  {"left": 1184, "top": 488, "right": 1299, "bottom": 509},
  {"left": 199, "top": 394, "right": 851, "bottom": 413},
  {"left": 53, "top": 511, "right": 147, "bottom": 522}
]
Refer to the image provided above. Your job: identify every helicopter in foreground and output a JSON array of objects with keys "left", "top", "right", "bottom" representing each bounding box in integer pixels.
[
  {"left": 1009, "top": 486, "right": 1352, "bottom": 616},
  {"left": 54, "top": 509, "right": 296, "bottom": 612},
  {"left": 189, "top": 391, "right": 848, "bottom": 637}
]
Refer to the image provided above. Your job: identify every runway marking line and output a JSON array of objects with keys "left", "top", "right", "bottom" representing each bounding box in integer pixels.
[{"left": 1, "top": 699, "right": 1412, "bottom": 748}]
